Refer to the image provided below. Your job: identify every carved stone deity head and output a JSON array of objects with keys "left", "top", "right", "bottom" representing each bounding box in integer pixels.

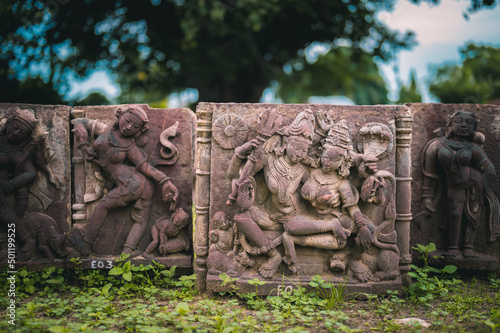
[
  {"left": 446, "top": 111, "right": 478, "bottom": 140},
  {"left": 1, "top": 108, "right": 38, "bottom": 143},
  {"left": 113, "top": 105, "right": 150, "bottom": 139},
  {"left": 321, "top": 120, "right": 353, "bottom": 177}
]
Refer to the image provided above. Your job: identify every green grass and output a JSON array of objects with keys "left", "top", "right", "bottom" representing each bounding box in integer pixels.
[{"left": 1, "top": 250, "right": 499, "bottom": 332}]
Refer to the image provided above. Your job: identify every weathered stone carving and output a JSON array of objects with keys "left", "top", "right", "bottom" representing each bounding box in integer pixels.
[
  {"left": 213, "top": 114, "right": 249, "bottom": 149},
  {"left": 143, "top": 207, "right": 190, "bottom": 258},
  {"left": 68, "top": 104, "right": 194, "bottom": 269},
  {"left": 206, "top": 211, "right": 239, "bottom": 277},
  {"left": 410, "top": 104, "right": 500, "bottom": 274},
  {"left": 417, "top": 110, "right": 499, "bottom": 266},
  {"left": 0, "top": 104, "right": 71, "bottom": 265},
  {"left": 196, "top": 103, "right": 412, "bottom": 294}
]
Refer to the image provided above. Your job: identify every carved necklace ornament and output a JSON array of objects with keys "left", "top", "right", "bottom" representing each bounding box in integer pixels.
[
  {"left": 268, "top": 155, "right": 306, "bottom": 204},
  {"left": 213, "top": 114, "right": 249, "bottom": 149},
  {"left": 94, "top": 130, "right": 134, "bottom": 168}
]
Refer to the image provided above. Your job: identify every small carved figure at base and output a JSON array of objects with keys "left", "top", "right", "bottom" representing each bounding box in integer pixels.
[
  {"left": 143, "top": 207, "right": 189, "bottom": 258},
  {"left": 207, "top": 211, "right": 240, "bottom": 277},
  {"left": 23, "top": 212, "right": 67, "bottom": 261}
]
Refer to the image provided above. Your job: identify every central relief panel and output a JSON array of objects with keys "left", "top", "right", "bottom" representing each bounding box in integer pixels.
[{"left": 195, "top": 103, "right": 412, "bottom": 294}]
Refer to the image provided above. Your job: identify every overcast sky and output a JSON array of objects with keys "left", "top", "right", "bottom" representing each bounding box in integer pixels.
[
  {"left": 378, "top": 0, "right": 500, "bottom": 102},
  {"left": 68, "top": 0, "right": 500, "bottom": 104}
]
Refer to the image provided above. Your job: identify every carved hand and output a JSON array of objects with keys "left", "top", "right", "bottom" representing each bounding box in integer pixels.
[
  {"left": 355, "top": 225, "right": 374, "bottom": 251},
  {"left": 162, "top": 180, "right": 179, "bottom": 211},
  {"left": 257, "top": 108, "right": 282, "bottom": 139},
  {"left": 358, "top": 155, "right": 379, "bottom": 177},
  {"left": 81, "top": 145, "right": 97, "bottom": 161},
  {"left": 422, "top": 198, "right": 435, "bottom": 214},
  {"left": 317, "top": 110, "right": 334, "bottom": 134},
  {"left": 159, "top": 244, "right": 168, "bottom": 255},
  {"left": 235, "top": 139, "right": 260, "bottom": 157}
]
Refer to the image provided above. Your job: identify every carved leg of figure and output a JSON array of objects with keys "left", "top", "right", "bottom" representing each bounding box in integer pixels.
[
  {"left": 259, "top": 248, "right": 282, "bottom": 279},
  {"left": 3, "top": 209, "right": 36, "bottom": 262},
  {"left": 462, "top": 223, "right": 478, "bottom": 258},
  {"left": 124, "top": 213, "right": 150, "bottom": 257},
  {"left": 373, "top": 250, "right": 400, "bottom": 281},
  {"left": 348, "top": 246, "right": 372, "bottom": 283},
  {"left": 286, "top": 216, "right": 350, "bottom": 241},
  {"left": 124, "top": 181, "right": 155, "bottom": 256},
  {"left": 78, "top": 199, "right": 114, "bottom": 256},
  {"left": 40, "top": 245, "right": 55, "bottom": 261},
  {"left": 233, "top": 211, "right": 269, "bottom": 248},
  {"left": 282, "top": 232, "right": 300, "bottom": 274},
  {"left": 160, "top": 238, "right": 188, "bottom": 254},
  {"left": 142, "top": 225, "right": 160, "bottom": 259},
  {"left": 445, "top": 196, "right": 465, "bottom": 258}
]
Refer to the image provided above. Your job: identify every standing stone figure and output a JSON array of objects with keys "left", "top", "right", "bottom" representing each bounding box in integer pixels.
[
  {"left": 422, "top": 111, "right": 500, "bottom": 258},
  {"left": 0, "top": 108, "right": 61, "bottom": 261},
  {"left": 70, "top": 105, "right": 179, "bottom": 257}
]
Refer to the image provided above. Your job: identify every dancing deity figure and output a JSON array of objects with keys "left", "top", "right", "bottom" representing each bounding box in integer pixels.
[{"left": 71, "top": 105, "right": 179, "bottom": 256}]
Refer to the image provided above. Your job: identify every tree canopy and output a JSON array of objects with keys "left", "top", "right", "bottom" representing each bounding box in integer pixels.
[
  {"left": 429, "top": 43, "right": 500, "bottom": 104},
  {"left": 0, "top": 0, "right": 496, "bottom": 105}
]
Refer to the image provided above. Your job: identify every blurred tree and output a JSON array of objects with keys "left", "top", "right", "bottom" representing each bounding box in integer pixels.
[
  {"left": 429, "top": 43, "right": 500, "bottom": 104},
  {"left": 0, "top": 0, "right": 494, "bottom": 104},
  {"left": 277, "top": 47, "right": 389, "bottom": 105},
  {"left": 75, "top": 91, "right": 111, "bottom": 106},
  {"left": 0, "top": 0, "right": 416, "bottom": 104},
  {"left": 395, "top": 69, "right": 422, "bottom": 104}
]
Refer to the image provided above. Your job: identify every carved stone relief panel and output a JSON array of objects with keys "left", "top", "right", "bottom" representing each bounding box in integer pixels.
[
  {"left": 67, "top": 104, "right": 194, "bottom": 270},
  {"left": 194, "top": 103, "right": 413, "bottom": 294},
  {"left": 0, "top": 103, "right": 71, "bottom": 268},
  {"left": 410, "top": 104, "right": 500, "bottom": 274}
]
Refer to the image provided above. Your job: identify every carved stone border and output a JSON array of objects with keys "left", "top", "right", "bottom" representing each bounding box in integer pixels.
[
  {"left": 194, "top": 104, "right": 213, "bottom": 292},
  {"left": 395, "top": 109, "right": 413, "bottom": 276}
]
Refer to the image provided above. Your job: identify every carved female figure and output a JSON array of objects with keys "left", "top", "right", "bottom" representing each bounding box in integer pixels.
[
  {"left": 422, "top": 111, "right": 499, "bottom": 257},
  {"left": 228, "top": 109, "right": 317, "bottom": 278},
  {"left": 282, "top": 121, "right": 376, "bottom": 281},
  {"left": 0, "top": 109, "right": 41, "bottom": 260},
  {"left": 71, "top": 105, "right": 179, "bottom": 256}
]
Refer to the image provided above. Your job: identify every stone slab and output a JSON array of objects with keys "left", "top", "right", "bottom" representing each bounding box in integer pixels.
[
  {"left": 0, "top": 103, "right": 71, "bottom": 265},
  {"left": 195, "top": 103, "right": 413, "bottom": 294},
  {"left": 409, "top": 103, "right": 500, "bottom": 275}
]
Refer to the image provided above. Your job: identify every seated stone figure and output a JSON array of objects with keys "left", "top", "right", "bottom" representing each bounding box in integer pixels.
[
  {"left": 143, "top": 207, "right": 190, "bottom": 258},
  {"left": 283, "top": 120, "right": 376, "bottom": 281}
]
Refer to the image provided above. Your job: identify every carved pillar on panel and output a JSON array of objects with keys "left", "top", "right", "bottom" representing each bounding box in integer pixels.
[
  {"left": 395, "top": 110, "right": 413, "bottom": 273},
  {"left": 71, "top": 109, "right": 87, "bottom": 224},
  {"left": 194, "top": 107, "right": 213, "bottom": 292}
]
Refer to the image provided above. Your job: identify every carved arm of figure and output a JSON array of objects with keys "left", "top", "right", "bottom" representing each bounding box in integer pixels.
[
  {"left": 472, "top": 145, "right": 498, "bottom": 193},
  {"left": 127, "top": 145, "right": 179, "bottom": 211},
  {"left": 353, "top": 152, "right": 379, "bottom": 178},
  {"left": 72, "top": 118, "right": 107, "bottom": 161},
  {"left": 227, "top": 138, "right": 266, "bottom": 204},
  {"left": 339, "top": 181, "right": 375, "bottom": 251},
  {"left": 1, "top": 162, "right": 37, "bottom": 196},
  {"left": 421, "top": 139, "right": 440, "bottom": 215},
  {"left": 158, "top": 222, "right": 171, "bottom": 255}
]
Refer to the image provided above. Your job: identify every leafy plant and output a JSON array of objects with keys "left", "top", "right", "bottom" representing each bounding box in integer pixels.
[{"left": 309, "top": 275, "right": 348, "bottom": 310}]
